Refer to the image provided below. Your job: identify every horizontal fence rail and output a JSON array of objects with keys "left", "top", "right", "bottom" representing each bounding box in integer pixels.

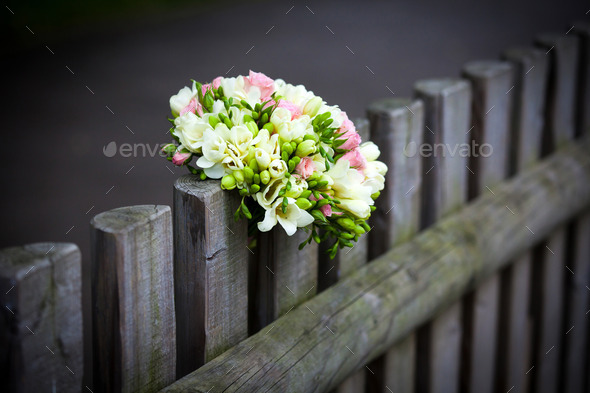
[{"left": 160, "top": 136, "right": 590, "bottom": 393}]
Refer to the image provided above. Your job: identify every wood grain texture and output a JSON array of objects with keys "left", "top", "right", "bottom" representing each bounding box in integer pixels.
[
  {"left": 533, "top": 32, "right": 580, "bottom": 393},
  {"left": 160, "top": 135, "right": 590, "bottom": 393},
  {"left": 535, "top": 34, "right": 579, "bottom": 149},
  {"left": 499, "top": 47, "right": 548, "bottom": 393},
  {"left": 414, "top": 78, "right": 472, "bottom": 393},
  {"left": 173, "top": 177, "right": 248, "bottom": 377},
  {"left": 0, "top": 243, "right": 82, "bottom": 393},
  {"left": 91, "top": 205, "right": 175, "bottom": 393},
  {"left": 366, "top": 98, "right": 423, "bottom": 393},
  {"left": 462, "top": 60, "right": 513, "bottom": 393},
  {"left": 574, "top": 23, "right": 590, "bottom": 135},
  {"left": 563, "top": 212, "right": 590, "bottom": 393}
]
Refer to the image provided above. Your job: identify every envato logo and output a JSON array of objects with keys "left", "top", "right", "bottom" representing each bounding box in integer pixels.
[
  {"left": 403, "top": 141, "right": 493, "bottom": 158},
  {"left": 103, "top": 141, "right": 169, "bottom": 158}
]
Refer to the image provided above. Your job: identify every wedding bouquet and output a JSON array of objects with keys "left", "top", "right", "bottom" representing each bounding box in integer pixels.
[{"left": 162, "top": 71, "right": 387, "bottom": 257}]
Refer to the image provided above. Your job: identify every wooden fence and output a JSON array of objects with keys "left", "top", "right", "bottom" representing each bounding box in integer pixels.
[{"left": 2, "top": 25, "right": 590, "bottom": 393}]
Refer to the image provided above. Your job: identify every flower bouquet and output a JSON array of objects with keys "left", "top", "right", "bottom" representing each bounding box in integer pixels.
[{"left": 162, "top": 71, "right": 387, "bottom": 258}]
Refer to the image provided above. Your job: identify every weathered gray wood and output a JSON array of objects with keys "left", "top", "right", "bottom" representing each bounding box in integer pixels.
[
  {"left": 533, "top": 33, "right": 580, "bottom": 393},
  {"left": 563, "top": 212, "right": 590, "bottom": 393},
  {"left": 0, "top": 243, "right": 82, "bottom": 393},
  {"left": 255, "top": 230, "right": 318, "bottom": 328},
  {"left": 160, "top": 135, "right": 590, "bottom": 393},
  {"left": 535, "top": 34, "right": 579, "bottom": 149},
  {"left": 173, "top": 177, "right": 248, "bottom": 377},
  {"left": 500, "top": 46, "right": 548, "bottom": 393},
  {"left": 366, "top": 98, "right": 423, "bottom": 393},
  {"left": 91, "top": 205, "right": 175, "bottom": 393},
  {"left": 574, "top": 23, "right": 590, "bottom": 135},
  {"left": 462, "top": 60, "right": 513, "bottom": 393},
  {"left": 415, "top": 78, "right": 471, "bottom": 393}
]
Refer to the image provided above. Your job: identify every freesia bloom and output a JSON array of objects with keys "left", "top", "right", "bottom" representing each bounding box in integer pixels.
[
  {"left": 294, "top": 156, "right": 316, "bottom": 179},
  {"left": 257, "top": 197, "right": 314, "bottom": 235},
  {"left": 246, "top": 70, "right": 274, "bottom": 99},
  {"left": 337, "top": 129, "right": 362, "bottom": 151},
  {"left": 172, "top": 151, "right": 191, "bottom": 166},
  {"left": 170, "top": 83, "right": 197, "bottom": 117},
  {"left": 277, "top": 100, "right": 302, "bottom": 120},
  {"left": 341, "top": 149, "right": 367, "bottom": 170},
  {"left": 212, "top": 76, "right": 223, "bottom": 89}
]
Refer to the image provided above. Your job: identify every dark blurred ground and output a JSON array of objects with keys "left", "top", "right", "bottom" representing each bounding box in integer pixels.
[{"left": 0, "top": 0, "right": 586, "bottom": 262}]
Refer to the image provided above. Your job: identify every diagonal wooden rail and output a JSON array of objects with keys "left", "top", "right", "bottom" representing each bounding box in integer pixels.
[{"left": 161, "top": 136, "right": 590, "bottom": 393}]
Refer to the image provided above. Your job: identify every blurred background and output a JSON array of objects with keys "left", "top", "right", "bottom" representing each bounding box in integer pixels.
[{"left": 0, "top": 0, "right": 586, "bottom": 258}]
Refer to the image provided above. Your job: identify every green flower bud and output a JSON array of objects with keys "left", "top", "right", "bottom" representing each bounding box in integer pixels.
[
  {"left": 371, "top": 191, "right": 381, "bottom": 200},
  {"left": 263, "top": 123, "right": 274, "bottom": 133},
  {"left": 370, "top": 206, "right": 377, "bottom": 212},
  {"left": 221, "top": 175, "right": 236, "bottom": 190},
  {"left": 290, "top": 141, "right": 297, "bottom": 151},
  {"left": 243, "top": 114, "right": 254, "bottom": 123},
  {"left": 208, "top": 116, "right": 220, "bottom": 128},
  {"left": 311, "top": 210, "right": 327, "bottom": 222},
  {"left": 295, "top": 140, "right": 316, "bottom": 157},
  {"left": 243, "top": 166, "right": 254, "bottom": 182},
  {"left": 295, "top": 198, "right": 313, "bottom": 210},
  {"left": 354, "top": 225, "right": 366, "bottom": 235},
  {"left": 340, "top": 232, "right": 355, "bottom": 240},
  {"left": 252, "top": 111, "right": 259, "bottom": 120},
  {"left": 316, "top": 199, "right": 330, "bottom": 208},
  {"left": 300, "top": 190, "right": 312, "bottom": 198},
  {"left": 303, "top": 133, "right": 319, "bottom": 143},
  {"left": 239, "top": 188, "right": 249, "bottom": 196},
  {"left": 261, "top": 113, "right": 269, "bottom": 124},
  {"left": 260, "top": 170, "right": 271, "bottom": 185},
  {"left": 200, "top": 172, "right": 207, "bottom": 181},
  {"left": 246, "top": 121, "right": 259, "bottom": 136},
  {"left": 253, "top": 173, "right": 261, "bottom": 184},
  {"left": 250, "top": 184, "right": 260, "bottom": 193},
  {"left": 282, "top": 142, "right": 294, "bottom": 156},
  {"left": 303, "top": 96, "right": 323, "bottom": 117},
  {"left": 316, "top": 180, "right": 329, "bottom": 189},
  {"left": 249, "top": 159, "right": 259, "bottom": 172},
  {"left": 308, "top": 180, "right": 317, "bottom": 189},
  {"left": 233, "top": 170, "right": 245, "bottom": 184},
  {"left": 337, "top": 218, "right": 357, "bottom": 231},
  {"left": 288, "top": 159, "right": 296, "bottom": 173},
  {"left": 161, "top": 143, "right": 177, "bottom": 155},
  {"left": 291, "top": 156, "right": 301, "bottom": 166}
]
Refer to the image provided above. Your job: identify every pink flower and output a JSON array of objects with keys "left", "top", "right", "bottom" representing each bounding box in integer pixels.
[
  {"left": 341, "top": 148, "right": 367, "bottom": 171},
  {"left": 338, "top": 129, "right": 362, "bottom": 150},
  {"left": 172, "top": 151, "right": 191, "bottom": 166},
  {"left": 212, "top": 76, "right": 222, "bottom": 90},
  {"left": 246, "top": 70, "right": 275, "bottom": 99},
  {"left": 295, "top": 156, "right": 316, "bottom": 179},
  {"left": 320, "top": 203, "right": 333, "bottom": 217},
  {"left": 180, "top": 98, "right": 203, "bottom": 116},
  {"left": 339, "top": 112, "right": 355, "bottom": 134},
  {"left": 201, "top": 83, "right": 211, "bottom": 96},
  {"left": 262, "top": 98, "right": 276, "bottom": 110},
  {"left": 277, "top": 100, "right": 302, "bottom": 120}
]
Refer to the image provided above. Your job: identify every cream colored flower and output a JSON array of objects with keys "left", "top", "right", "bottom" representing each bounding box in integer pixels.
[{"left": 257, "top": 197, "right": 314, "bottom": 236}]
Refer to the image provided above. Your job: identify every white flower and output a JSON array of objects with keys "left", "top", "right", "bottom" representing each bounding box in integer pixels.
[
  {"left": 229, "top": 125, "right": 258, "bottom": 156},
  {"left": 255, "top": 148, "right": 271, "bottom": 169},
  {"left": 173, "top": 112, "right": 212, "bottom": 153},
  {"left": 197, "top": 129, "right": 228, "bottom": 179},
  {"left": 268, "top": 159, "right": 288, "bottom": 178},
  {"left": 256, "top": 177, "right": 287, "bottom": 209},
  {"left": 359, "top": 141, "right": 381, "bottom": 161},
  {"left": 285, "top": 176, "right": 308, "bottom": 199},
  {"left": 255, "top": 129, "right": 281, "bottom": 158},
  {"left": 257, "top": 197, "right": 314, "bottom": 236},
  {"left": 276, "top": 115, "right": 314, "bottom": 142},
  {"left": 363, "top": 161, "right": 387, "bottom": 194},
  {"left": 326, "top": 159, "right": 374, "bottom": 218},
  {"left": 170, "top": 83, "right": 197, "bottom": 117},
  {"left": 274, "top": 82, "right": 315, "bottom": 108}
]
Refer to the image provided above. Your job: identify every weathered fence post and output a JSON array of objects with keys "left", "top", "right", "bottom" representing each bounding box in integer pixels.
[
  {"left": 332, "top": 118, "right": 371, "bottom": 393},
  {"left": 365, "top": 98, "right": 423, "bottom": 393},
  {"left": 173, "top": 177, "right": 248, "bottom": 377},
  {"left": 462, "top": 60, "right": 513, "bottom": 393},
  {"left": 91, "top": 205, "right": 176, "bottom": 393},
  {"left": 533, "top": 33, "right": 579, "bottom": 393},
  {"left": 499, "top": 46, "right": 548, "bottom": 393},
  {"left": 0, "top": 243, "right": 83, "bottom": 393},
  {"left": 414, "top": 78, "right": 472, "bottom": 393}
]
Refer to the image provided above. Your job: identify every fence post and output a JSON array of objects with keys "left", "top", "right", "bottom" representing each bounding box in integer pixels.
[
  {"left": 532, "top": 33, "right": 580, "bottom": 393},
  {"left": 0, "top": 243, "right": 83, "bottom": 392},
  {"left": 414, "top": 78, "right": 472, "bottom": 393},
  {"left": 499, "top": 46, "right": 548, "bottom": 393},
  {"left": 91, "top": 205, "right": 176, "bottom": 393},
  {"left": 173, "top": 177, "right": 248, "bottom": 377},
  {"left": 365, "top": 98, "right": 423, "bottom": 393},
  {"left": 332, "top": 118, "right": 370, "bottom": 393},
  {"left": 461, "top": 60, "right": 513, "bottom": 393}
]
